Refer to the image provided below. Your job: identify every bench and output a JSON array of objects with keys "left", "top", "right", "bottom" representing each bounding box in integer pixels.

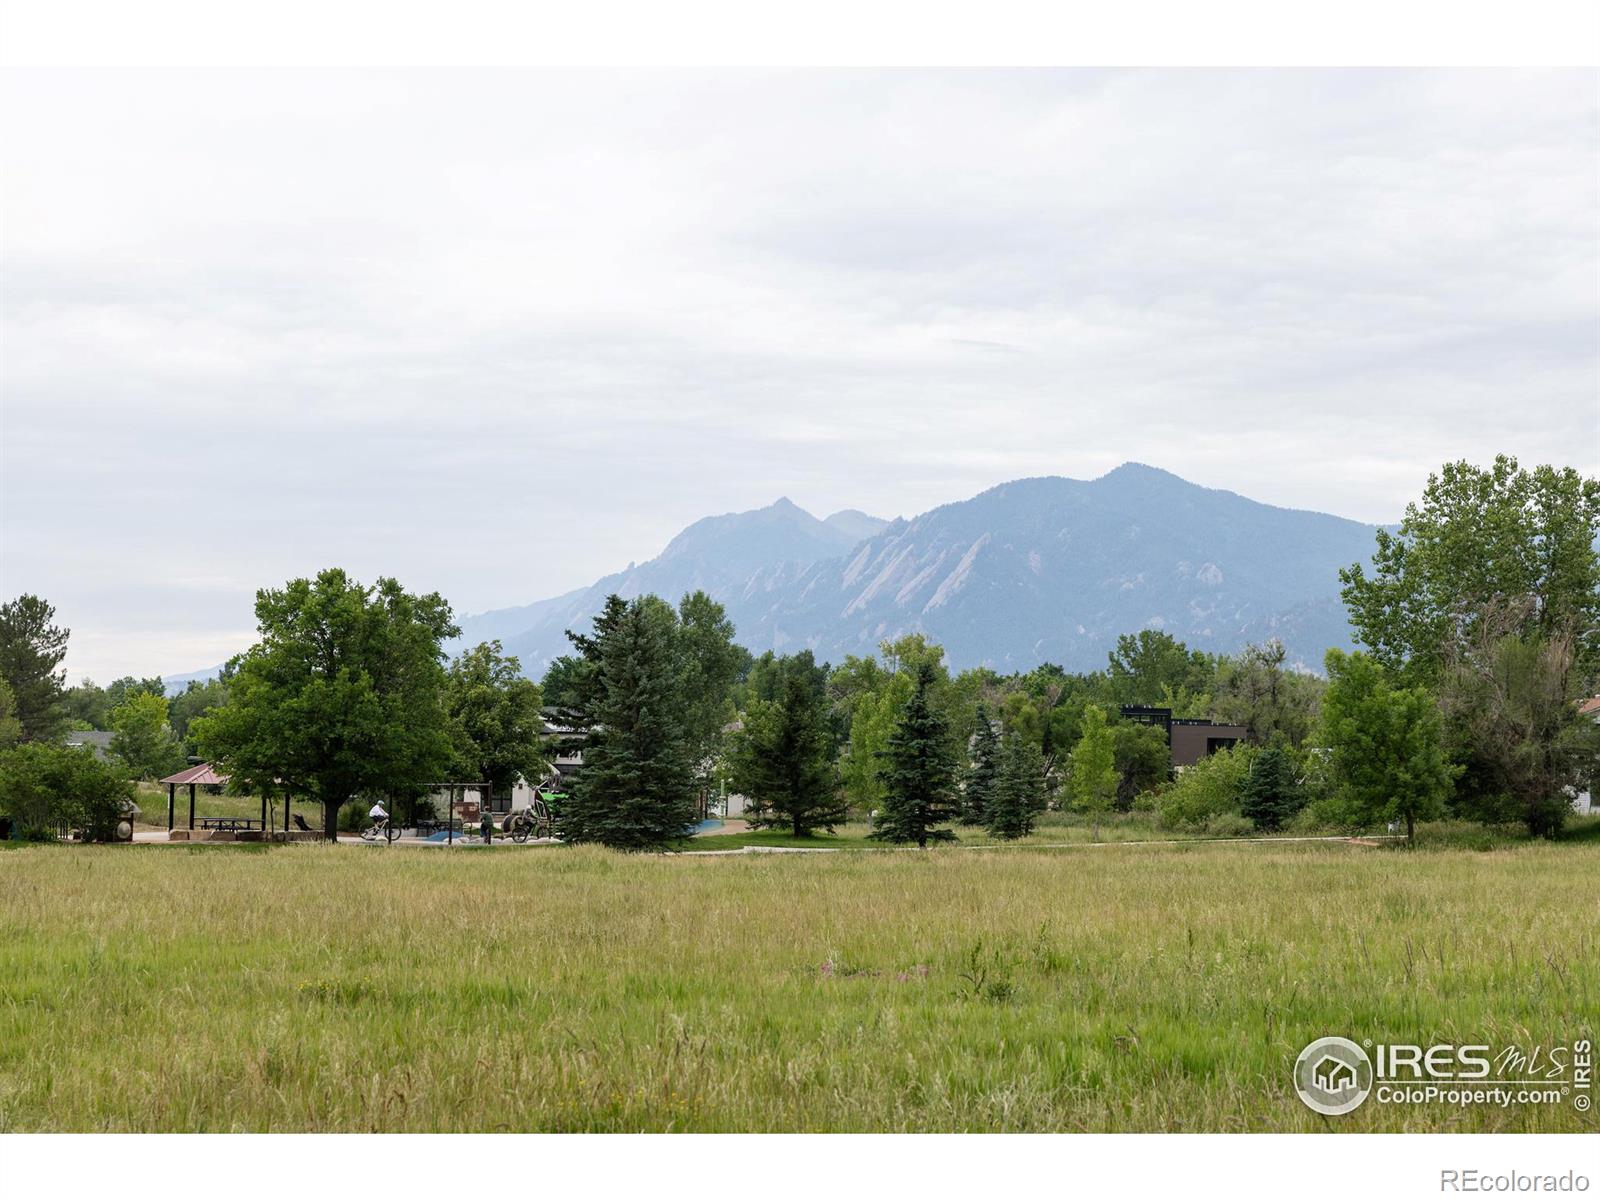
[{"left": 198, "top": 817, "right": 262, "bottom": 833}]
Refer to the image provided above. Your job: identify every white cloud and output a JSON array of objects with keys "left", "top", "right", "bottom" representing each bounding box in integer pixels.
[{"left": 1, "top": 68, "right": 1595, "bottom": 680}]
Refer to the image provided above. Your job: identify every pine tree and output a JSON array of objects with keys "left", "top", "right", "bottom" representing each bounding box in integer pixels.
[
  {"left": 986, "top": 731, "right": 1045, "bottom": 840},
  {"left": 561, "top": 593, "right": 630, "bottom": 729},
  {"left": 0, "top": 595, "right": 70, "bottom": 743},
  {"left": 870, "top": 663, "right": 959, "bottom": 848},
  {"left": 728, "top": 651, "right": 844, "bottom": 837},
  {"left": 1240, "top": 743, "right": 1303, "bottom": 831},
  {"left": 961, "top": 703, "right": 1000, "bottom": 824},
  {"left": 560, "top": 598, "right": 696, "bottom": 850}
]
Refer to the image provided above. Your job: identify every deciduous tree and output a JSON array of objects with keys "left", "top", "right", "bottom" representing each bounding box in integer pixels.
[
  {"left": 1107, "top": 630, "right": 1215, "bottom": 707},
  {"left": 1211, "top": 639, "right": 1322, "bottom": 747},
  {"left": 1439, "top": 605, "right": 1599, "bottom": 838},
  {"left": 109, "top": 691, "right": 185, "bottom": 780},
  {"left": 1111, "top": 720, "right": 1170, "bottom": 810},
  {"left": 446, "top": 640, "right": 547, "bottom": 797},
  {"left": 1322, "top": 648, "right": 1457, "bottom": 841},
  {"left": 1069, "top": 704, "right": 1118, "bottom": 840},
  {"left": 0, "top": 741, "right": 134, "bottom": 840},
  {"left": 675, "top": 590, "right": 746, "bottom": 806},
  {"left": 168, "top": 677, "right": 229, "bottom": 748},
  {"left": 64, "top": 678, "right": 111, "bottom": 731},
  {"left": 1339, "top": 457, "right": 1600, "bottom": 683},
  {"left": 191, "top": 569, "right": 459, "bottom": 840},
  {"left": 106, "top": 676, "right": 165, "bottom": 710},
  {"left": 840, "top": 668, "right": 913, "bottom": 812}
]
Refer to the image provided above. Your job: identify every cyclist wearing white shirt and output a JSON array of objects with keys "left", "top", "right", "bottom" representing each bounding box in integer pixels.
[{"left": 369, "top": 801, "right": 388, "bottom": 824}]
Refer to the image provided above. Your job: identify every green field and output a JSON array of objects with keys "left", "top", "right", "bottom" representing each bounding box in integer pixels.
[
  {"left": 679, "top": 812, "right": 1236, "bottom": 851},
  {"left": 1, "top": 834, "right": 1595, "bottom": 1132}
]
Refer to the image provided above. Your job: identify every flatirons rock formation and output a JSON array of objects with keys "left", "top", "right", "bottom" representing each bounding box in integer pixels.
[{"left": 458, "top": 463, "right": 1379, "bottom": 676}]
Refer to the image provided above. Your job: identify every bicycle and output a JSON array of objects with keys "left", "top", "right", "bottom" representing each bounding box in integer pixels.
[
  {"left": 361, "top": 817, "right": 401, "bottom": 843},
  {"left": 502, "top": 795, "right": 554, "bottom": 843}
]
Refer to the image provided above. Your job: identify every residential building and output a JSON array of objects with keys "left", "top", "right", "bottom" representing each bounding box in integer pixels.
[{"left": 1120, "top": 705, "right": 1247, "bottom": 768}]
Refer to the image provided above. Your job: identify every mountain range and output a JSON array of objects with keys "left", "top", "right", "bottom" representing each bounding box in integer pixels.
[{"left": 448, "top": 463, "right": 1381, "bottom": 678}]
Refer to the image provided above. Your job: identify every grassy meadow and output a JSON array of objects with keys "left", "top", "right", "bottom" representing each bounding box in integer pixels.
[
  {"left": 680, "top": 811, "right": 1230, "bottom": 851},
  {"left": 1, "top": 834, "right": 1595, "bottom": 1132}
]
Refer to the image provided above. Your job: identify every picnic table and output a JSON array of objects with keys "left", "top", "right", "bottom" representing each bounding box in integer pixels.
[{"left": 197, "top": 817, "right": 263, "bottom": 833}]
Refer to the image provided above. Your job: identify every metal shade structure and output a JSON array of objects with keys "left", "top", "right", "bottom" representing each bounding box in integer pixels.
[{"left": 159, "top": 762, "right": 236, "bottom": 831}]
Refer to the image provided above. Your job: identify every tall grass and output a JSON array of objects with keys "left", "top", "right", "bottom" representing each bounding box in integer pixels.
[{"left": 0, "top": 838, "right": 1593, "bottom": 1131}]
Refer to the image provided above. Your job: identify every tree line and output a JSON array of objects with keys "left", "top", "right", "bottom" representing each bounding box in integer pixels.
[
  {"left": 3, "top": 454, "right": 1595, "bottom": 846},
  {"left": 0, "top": 577, "right": 549, "bottom": 839}
]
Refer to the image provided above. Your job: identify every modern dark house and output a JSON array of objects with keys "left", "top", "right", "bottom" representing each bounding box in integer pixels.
[{"left": 1119, "top": 706, "right": 1247, "bottom": 768}]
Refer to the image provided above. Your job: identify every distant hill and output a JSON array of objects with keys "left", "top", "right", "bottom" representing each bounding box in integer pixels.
[
  {"left": 164, "top": 467, "right": 1383, "bottom": 681},
  {"left": 460, "top": 464, "right": 1380, "bottom": 677},
  {"left": 456, "top": 497, "right": 890, "bottom": 667},
  {"left": 160, "top": 664, "right": 224, "bottom": 691}
]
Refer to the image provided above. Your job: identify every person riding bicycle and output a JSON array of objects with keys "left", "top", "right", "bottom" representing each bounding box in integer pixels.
[{"left": 368, "top": 800, "right": 389, "bottom": 830}]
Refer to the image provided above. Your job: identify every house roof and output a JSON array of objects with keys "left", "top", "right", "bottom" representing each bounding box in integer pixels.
[
  {"left": 1580, "top": 698, "right": 1600, "bottom": 717},
  {"left": 64, "top": 730, "right": 115, "bottom": 760},
  {"left": 159, "top": 762, "right": 230, "bottom": 786}
]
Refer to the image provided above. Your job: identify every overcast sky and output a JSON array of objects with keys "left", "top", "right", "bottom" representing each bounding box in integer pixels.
[{"left": 2, "top": 68, "right": 1596, "bottom": 683}]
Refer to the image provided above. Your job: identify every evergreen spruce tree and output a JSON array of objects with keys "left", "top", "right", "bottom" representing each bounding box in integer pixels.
[
  {"left": 560, "top": 598, "right": 696, "bottom": 850},
  {"left": 728, "top": 651, "right": 844, "bottom": 837},
  {"left": 1240, "top": 743, "right": 1304, "bottom": 831},
  {"left": 986, "top": 731, "right": 1045, "bottom": 840},
  {"left": 870, "top": 663, "right": 959, "bottom": 848},
  {"left": 961, "top": 703, "right": 999, "bottom": 824},
  {"left": 560, "top": 593, "right": 630, "bottom": 728}
]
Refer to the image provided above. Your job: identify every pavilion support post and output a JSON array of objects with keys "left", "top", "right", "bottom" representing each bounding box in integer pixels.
[
  {"left": 189, "top": 783, "right": 196, "bottom": 830},
  {"left": 261, "top": 793, "right": 267, "bottom": 831},
  {"left": 167, "top": 783, "right": 175, "bottom": 832},
  {"left": 448, "top": 786, "right": 455, "bottom": 846},
  {"left": 285, "top": 794, "right": 291, "bottom": 835}
]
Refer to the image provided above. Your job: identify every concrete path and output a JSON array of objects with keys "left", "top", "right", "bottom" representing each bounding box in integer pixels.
[
  {"left": 677, "top": 833, "right": 1405, "bottom": 856},
  {"left": 128, "top": 828, "right": 1404, "bottom": 855}
]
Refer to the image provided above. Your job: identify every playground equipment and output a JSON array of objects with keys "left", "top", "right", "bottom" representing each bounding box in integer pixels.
[{"left": 501, "top": 788, "right": 563, "bottom": 843}]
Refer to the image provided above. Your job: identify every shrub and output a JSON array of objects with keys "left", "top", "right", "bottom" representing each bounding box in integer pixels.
[
  {"left": 1156, "top": 745, "right": 1256, "bottom": 830},
  {"left": 1202, "top": 813, "right": 1256, "bottom": 838},
  {"left": 0, "top": 742, "right": 134, "bottom": 840}
]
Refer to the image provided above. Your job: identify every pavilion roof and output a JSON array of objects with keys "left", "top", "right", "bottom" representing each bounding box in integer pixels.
[{"left": 159, "top": 762, "right": 231, "bottom": 786}]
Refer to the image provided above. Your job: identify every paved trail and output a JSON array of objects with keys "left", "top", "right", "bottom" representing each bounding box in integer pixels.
[{"left": 679, "top": 834, "right": 1404, "bottom": 856}]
